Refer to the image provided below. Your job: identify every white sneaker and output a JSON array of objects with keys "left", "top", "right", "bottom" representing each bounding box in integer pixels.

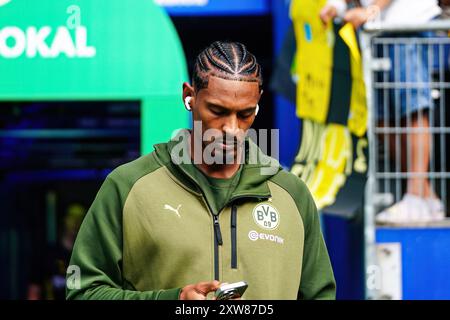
[
  {"left": 426, "top": 197, "right": 445, "bottom": 221},
  {"left": 376, "top": 194, "right": 435, "bottom": 225}
]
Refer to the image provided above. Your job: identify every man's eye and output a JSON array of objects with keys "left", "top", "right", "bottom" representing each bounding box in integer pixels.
[
  {"left": 238, "top": 111, "right": 253, "bottom": 119},
  {"left": 211, "top": 109, "right": 226, "bottom": 116}
]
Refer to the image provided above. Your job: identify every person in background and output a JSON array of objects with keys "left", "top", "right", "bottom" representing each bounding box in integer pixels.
[{"left": 320, "top": 0, "right": 446, "bottom": 224}]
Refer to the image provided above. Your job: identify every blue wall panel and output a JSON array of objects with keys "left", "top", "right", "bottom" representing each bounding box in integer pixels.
[{"left": 377, "top": 227, "right": 450, "bottom": 299}]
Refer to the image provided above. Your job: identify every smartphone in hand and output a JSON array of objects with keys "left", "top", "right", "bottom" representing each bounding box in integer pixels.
[{"left": 214, "top": 281, "right": 248, "bottom": 300}]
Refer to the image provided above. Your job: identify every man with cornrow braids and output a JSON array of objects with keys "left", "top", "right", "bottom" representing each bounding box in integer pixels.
[{"left": 67, "top": 41, "right": 336, "bottom": 300}]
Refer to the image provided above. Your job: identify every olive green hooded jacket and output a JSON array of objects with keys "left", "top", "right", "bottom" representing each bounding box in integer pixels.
[{"left": 66, "top": 134, "right": 335, "bottom": 300}]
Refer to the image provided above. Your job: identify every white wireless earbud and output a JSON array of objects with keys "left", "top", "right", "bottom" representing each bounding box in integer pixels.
[
  {"left": 184, "top": 96, "right": 192, "bottom": 111},
  {"left": 255, "top": 104, "right": 260, "bottom": 116}
]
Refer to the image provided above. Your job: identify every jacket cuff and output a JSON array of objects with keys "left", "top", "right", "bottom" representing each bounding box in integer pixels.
[{"left": 157, "top": 288, "right": 182, "bottom": 300}]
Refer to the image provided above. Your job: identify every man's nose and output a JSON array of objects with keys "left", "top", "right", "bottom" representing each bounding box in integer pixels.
[{"left": 223, "top": 115, "right": 240, "bottom": 137}]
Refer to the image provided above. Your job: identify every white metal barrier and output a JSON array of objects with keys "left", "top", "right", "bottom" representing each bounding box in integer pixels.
[{"left": 360, "top": 20, "right": 450, "bottom": 300}]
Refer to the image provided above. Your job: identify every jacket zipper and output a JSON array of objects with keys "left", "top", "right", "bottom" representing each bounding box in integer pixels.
[
  {"left": 213, "top": 214, "right": 223, "bottom": 281},
  {"left": 211, "top": 196, "right": 269, "bottom": 280},
  {"left": 231, "top": 204, "right": 237, "bottom": 269},
  {"left": 171, "top": 167, "right": 271, "bottom": 281}
]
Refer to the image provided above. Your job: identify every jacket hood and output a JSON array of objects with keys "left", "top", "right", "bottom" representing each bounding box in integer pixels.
[{"left": 153, "top": 129, "right": 282, "bottom": 214}]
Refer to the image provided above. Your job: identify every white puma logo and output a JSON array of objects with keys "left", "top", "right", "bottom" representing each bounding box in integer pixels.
[{"left": 164, "top": 204, "right": 181, "bottom": 218}]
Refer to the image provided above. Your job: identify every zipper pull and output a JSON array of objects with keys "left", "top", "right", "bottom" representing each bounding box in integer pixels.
[
  {"left": 231, "top": 205, "right": 237, "bottom": 229},
  {"left": 213, "top": 215, "right": 223, "bottom": 246}
]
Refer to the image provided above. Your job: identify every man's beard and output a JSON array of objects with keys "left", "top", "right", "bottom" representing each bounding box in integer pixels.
[{"left": 203, "top": 136, "right": 245, "bottom": 165}]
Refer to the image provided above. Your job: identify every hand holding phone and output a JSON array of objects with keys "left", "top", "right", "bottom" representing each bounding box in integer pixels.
[{"left": 214, "top": 281, "right": 248, "bottom": 300}]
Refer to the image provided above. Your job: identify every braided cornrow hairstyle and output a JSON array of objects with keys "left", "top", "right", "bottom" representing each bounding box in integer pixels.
[{"left": 192, "top": 41, "right": 263, "bottom": 91}]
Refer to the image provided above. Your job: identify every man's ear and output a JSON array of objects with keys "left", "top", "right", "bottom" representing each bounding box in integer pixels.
[{"left": 182, "top": 82, "right": 195, "bottom": 103}]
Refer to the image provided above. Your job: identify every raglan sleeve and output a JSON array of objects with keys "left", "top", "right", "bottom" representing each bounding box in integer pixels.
[
  {"left": 296, "top": 179, "right": 336, "bottom": 300},
  {"left": 66, "top": 174, "right": 181, "bottom": 300}
]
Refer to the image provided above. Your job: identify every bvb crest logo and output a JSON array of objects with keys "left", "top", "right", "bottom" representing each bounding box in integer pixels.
[{"left": 252, "top": 204, "right": 280, "bottom": 230}]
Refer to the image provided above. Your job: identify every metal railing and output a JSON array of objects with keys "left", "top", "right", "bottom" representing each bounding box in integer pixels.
[{"left": 360, "top": 19, "right": 450, "bottom": 300}]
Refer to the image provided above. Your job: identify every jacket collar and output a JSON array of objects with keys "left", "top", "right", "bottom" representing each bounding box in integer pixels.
[{"left": 153, "top": 129, "right": 281, "bottom": 214}]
